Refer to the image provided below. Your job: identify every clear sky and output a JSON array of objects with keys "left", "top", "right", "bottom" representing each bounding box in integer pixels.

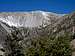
[{"left": 0, "top": 0, "right": 75, "bottom": 14}]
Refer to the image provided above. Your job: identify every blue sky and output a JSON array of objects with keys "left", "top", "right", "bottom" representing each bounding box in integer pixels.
[{"left": 0, "top": 0, "right": 75, "bottom": 14}]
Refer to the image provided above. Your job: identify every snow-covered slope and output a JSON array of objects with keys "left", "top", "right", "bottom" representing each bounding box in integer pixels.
[{"left": 0, "top": 11, "right": 64, "bottom": 28}]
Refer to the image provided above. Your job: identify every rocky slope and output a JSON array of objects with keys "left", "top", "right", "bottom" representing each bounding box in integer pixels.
[
  {"left": 0, "top": 11, "right": 64, "bottom": 27},
  {"left": 0, "top": 11, "right": 75, "bottom": 56}
]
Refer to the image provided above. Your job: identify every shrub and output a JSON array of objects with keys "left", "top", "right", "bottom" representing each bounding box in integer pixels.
[
  {"left": 23, "top": 34, "right": 72, "bottom": 56},
  {"left": 6, "top": 28, "right": 72, "bottom": 56}
]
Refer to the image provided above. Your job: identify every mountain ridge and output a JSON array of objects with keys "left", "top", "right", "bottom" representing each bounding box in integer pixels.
[{"left": 0, "top": 11, "right": 65, "bottom": 28}]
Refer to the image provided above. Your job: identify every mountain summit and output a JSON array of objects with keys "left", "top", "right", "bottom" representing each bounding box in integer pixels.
[{"left": 0, "top": 11, "right": 64, "bottom": 27}]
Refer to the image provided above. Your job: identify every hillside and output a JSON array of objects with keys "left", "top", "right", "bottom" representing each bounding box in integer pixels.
[{"left": 0, "top": 11, "right": 75, "bottom": 56}]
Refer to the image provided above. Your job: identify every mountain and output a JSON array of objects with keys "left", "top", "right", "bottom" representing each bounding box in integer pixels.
[
  {"left": 0, "top": 11, "right": 75, "bottom": 56},
  {"left": 0, "top": 11, "right": 64, "bottom": 28}
]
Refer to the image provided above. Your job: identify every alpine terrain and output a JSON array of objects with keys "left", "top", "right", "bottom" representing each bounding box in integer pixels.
[{"left": 0, "top": 11, "right": 75, "bottom": 56}]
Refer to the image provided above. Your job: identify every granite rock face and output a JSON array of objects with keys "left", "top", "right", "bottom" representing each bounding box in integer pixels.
[{"left": 0, "top": 11, "right": 64, "bottom": 27}]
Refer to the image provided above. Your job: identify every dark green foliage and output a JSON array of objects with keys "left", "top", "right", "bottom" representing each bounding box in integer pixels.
[
  {"left": 6, "top": 28, "right": 72, "bottom": 56},
  {"left": 23, "top": 34, "right": 72, "bottom": 56}
]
